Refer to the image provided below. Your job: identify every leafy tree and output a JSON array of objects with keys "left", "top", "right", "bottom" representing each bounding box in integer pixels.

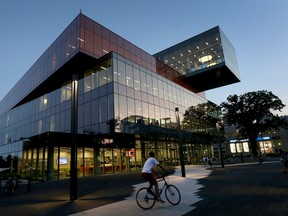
[
  {"left": 182, "top": 102, "right": 221, "bottom": 135},
  {"left": 221, "top": 90, "right": 288, "bottom": 156}
]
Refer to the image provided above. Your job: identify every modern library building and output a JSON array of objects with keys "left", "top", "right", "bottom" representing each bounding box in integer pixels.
[{"left": 0, "top": 13, "right": 240, "bottom": 180}]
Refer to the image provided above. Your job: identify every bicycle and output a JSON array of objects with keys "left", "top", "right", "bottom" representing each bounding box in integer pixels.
[{"left": 136, "top": 172, "right": 181, "bottom": 210}]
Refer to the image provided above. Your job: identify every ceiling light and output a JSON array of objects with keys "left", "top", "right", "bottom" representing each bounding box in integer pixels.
[
  {"left": 198, "top": 54, "right": 212, "bottom": 63},
  {"left": 77, "top": 37, "right": 85, "bottom": 42},
  {"left": 207, "top": 62, "right": 216, "bottom": 67}
]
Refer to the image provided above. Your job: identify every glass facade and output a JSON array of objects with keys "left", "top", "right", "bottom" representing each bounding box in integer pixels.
[
  {"left": 154, "top": 26, "right": 240, "bottom": 92},
  {"left": 0, "top": 14, "right": 239, "bottom": 180}
]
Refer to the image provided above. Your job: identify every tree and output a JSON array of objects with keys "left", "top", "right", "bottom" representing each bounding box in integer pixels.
[
  {"left": 221, "top": 90, "right": 288, "bottom": 156},
  {"left": 182, "top": 101, "right": 221, "bottom": 134}
]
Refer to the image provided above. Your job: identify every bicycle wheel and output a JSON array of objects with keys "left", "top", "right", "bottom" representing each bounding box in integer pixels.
[
  {"left": 165, "top": 184, "right": 181, "bottom": 205},
  {"left": 136, "top": 187, "right": 155, "bottom": 210}
]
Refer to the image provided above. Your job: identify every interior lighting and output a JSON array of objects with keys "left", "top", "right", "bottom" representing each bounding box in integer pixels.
[
  {"left": 207, "top": 62, "right": 216, "bottom": 67},
  {"left": 188, "top": 49, "right": 191, "bottom": 53},
  {"left": 69, "top": 45, "right": 76, "bottom": 49},
  {"left": 206, "top": 42, "right": 209, "bottom": 45},
  {"left": 196, "top": 46, "right": 200, "bottom": 49},
  {"left": 198, "top": 54, "right": 212, "bottom": 63},
  {"left": 77, "top": 37, "right": 85, "bottom": 42}
]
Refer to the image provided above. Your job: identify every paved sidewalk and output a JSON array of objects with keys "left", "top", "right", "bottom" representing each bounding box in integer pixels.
[
  {"left": 70, "top": 165, "right": 212, "bottom": 216},
  {"left": 1, "top": 160, "right": 287, "bottom": 216},
  {"left": 187, "top": 161, "right": 288, "bottom": 216}
]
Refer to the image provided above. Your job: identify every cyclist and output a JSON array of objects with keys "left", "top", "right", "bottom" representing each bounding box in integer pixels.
[{"left": 141, "top": 151, "right": 168, "bottom": 203}]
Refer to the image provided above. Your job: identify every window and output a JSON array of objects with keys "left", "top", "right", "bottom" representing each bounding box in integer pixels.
[
  {"left": 39, "top": 94, "right": 48, "bottom": 111},
  {"left": 61, "top": 82, "right": 72, "bottom": 103}
]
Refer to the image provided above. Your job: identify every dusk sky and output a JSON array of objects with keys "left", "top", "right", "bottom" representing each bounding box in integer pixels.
[{"left": 1, "top": 0, "right": 288, "bottom": 115}]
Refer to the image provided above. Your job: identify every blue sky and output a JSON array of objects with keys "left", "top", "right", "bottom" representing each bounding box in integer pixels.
[{"left": 1, "top": 0, "right": 288, "bottom": 115}]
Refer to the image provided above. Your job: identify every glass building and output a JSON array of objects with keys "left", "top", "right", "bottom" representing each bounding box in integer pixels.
[{"left": 0, "top": 13, "right": 239, "bottom": 180}]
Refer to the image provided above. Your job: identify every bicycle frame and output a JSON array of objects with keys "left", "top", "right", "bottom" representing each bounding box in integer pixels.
[
  {"left": 136, "top": 173, "right": 181, "bottom": 210},
  {"left": 156, "top": 175, "right": 169, "bottom": 196}
]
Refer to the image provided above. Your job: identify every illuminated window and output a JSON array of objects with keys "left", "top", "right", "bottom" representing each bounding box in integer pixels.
[
  {"left": 61, "top": 82, "right": 72, "bottom": 102},
  {"left": 40, "top": 94, "right": 48, "bottom": 111}
]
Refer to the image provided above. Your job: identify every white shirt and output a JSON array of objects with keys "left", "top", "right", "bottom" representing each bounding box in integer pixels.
[{"left": 142, "top": 157, "right": 159, "bottom": 173}]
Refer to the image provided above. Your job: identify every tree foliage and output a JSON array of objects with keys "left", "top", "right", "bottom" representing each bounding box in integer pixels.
[
  {"left": 182, "top": 102, "right": 221, "bottom": 135},
  {"left": 221, "top": 90, "right": 288, "bottom": 155}
]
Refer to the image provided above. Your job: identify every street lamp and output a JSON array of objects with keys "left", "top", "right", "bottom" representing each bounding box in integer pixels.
[
  {"left": 236, "top": 129, "right": 244, "bottom": 163},
  {"left": 216, "top": 119, "right": 225, "bottom": 168},
  {"left": 70, "top": 74, "right": 78, "bottom": 201},
  {"left": 10, "top": 153, "right": 14, "bottom": 174},
  {"left": 175, "top": 108, "right": 186, "bottom": 177}
]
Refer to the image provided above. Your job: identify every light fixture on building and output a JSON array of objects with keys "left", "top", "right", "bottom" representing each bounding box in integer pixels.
[{"left": 198, "top": 54, "right": 212, "bottom": 63}]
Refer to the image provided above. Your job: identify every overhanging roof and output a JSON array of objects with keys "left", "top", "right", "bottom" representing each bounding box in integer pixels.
[{"left": 181, "top": 63, "right": 240, "bottom": 92}]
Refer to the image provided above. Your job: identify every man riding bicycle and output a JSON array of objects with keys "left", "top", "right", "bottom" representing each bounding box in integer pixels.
[{"left": 141, "top": 151, "right": 168, "bottom": 203}]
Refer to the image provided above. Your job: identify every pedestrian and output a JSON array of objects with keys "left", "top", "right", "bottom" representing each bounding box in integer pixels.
[
  {"left": 258, "top": 152, "right": 264, "bottom": 165},
  {"left": 208, "top": 157, "right": 213, "bottom": 167},
  {"left": 280, "top": 151, "right": 288, "bottom": 173},
  {"left": 202, "top": 156, "right": 208, "bottom": 166}
]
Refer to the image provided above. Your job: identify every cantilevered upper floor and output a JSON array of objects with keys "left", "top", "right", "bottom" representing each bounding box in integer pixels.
[{"left": 154, "top": 26, "right": 240, "bottom": 93}]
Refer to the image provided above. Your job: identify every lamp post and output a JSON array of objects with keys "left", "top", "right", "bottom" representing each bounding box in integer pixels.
[
  {"left": 239, "top": 142, "right": 244, "bottom": 163},
  {"left": 70, "top": 74, "right": 78, "bottom": 201},
  {"left": 10, "top": 153, "right": 14, "bottom": 174},
  {"left": 175, "top": 108, "right": 186, "bottom": 177},
  {"left": 236, "top": 129, "right": 244, "bottom": 163},
  {"left": 216, "top": 120, "right": 225, "bottom": 168}
]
